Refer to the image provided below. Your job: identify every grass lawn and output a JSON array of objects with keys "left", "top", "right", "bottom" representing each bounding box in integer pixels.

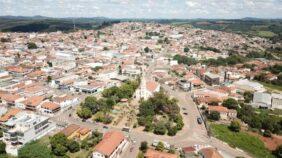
[
  {"left": 37, "top": 135, "right": 50, "bottom": 146},
  {"left": 257, "top": 31, "right": 276, "bottom": 38},
  {"left": 210, "top": 124, "right": 274, "bottom": 158},
  {"left": 258, "top": 81, "right": 282, "bottom": 92},
  {"left": 67, "top": 149, "right": 92, "bottom": 158}
]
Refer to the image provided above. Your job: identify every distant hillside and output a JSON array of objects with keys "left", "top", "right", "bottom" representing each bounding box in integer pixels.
[
  {"left": 0, "top": 16, "right": 281, "bottom": 43},
  {"left": 0, "top": 16, "right": 120, "bottom": 32}
]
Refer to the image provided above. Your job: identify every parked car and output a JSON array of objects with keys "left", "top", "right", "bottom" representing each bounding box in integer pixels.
[
  {"left": 197, "top": 117, "right": 203, "bottom": 124},
  {"left": 183, "top": 112, "right": 188, "bottom": 115},
  {"left": 103, "top": 125, "right": 109, "bottom": 129}
]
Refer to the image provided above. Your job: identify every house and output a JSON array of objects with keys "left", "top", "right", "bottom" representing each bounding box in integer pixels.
[
  {"left": 144, "top": 149, "right": 177, "bottom": 158},
  {"left": 0, "top": 108, "right": 21, "bottom": 123},
  {"left": 0, "top": 94, "right": 25, "bottom": 106},
  {"left": 198, "top": 147, "right": 223, "bottom": 158},
  {"left": 40, "top": 101, "right": 61, "bottom": 114},
  {"left": 2, "top": 112, "right": 55, "bottom": 156},
  {"left": 252, "top": 92, "right": 272, "bottom": 109},
  {"left": 53, "top": 94, "right": 78, "bottom": 109},
  {"left": 177, "top": 79, "right": 192, "bottom": 91},
  {"left": 208, "top": 106, "right": 237, "bottom": 120},
  {"left": 21, "top": 95, "right": 44, "bottom": 111},
  {"left": 92, "top": 131, "right": 129, "bottom": 158},
  {"left": 60, "top": 124, "right": 91, "bottom": 140}
]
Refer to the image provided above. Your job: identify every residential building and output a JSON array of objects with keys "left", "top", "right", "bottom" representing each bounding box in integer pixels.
[
  {"left": 60, "top": 124, "right": 91, "bottom": 140},
  {"left": 92, "top": 131, "right": 129, "bottom": 158},
  {"left": 208, "top": 106, "right": 237, "bottom": 120}
]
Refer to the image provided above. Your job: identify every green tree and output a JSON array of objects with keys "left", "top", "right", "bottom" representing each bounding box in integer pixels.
[
  {"left": 243, "top": 91, "right": 253, "bottom": 103},
  {"left": 27, "top": 42, "right": 37, "bottom": 49},
  {"left": 156, "top": 142, "right": 165, "bottom": 151},
  {"left": 208, "top": 111, "right": 220, "bottom": 121},
  {"left": 167, "top": 126, "right": 178, "bottom": 136},
  {"left": 18, "top": 141, "right": 53, "bottom": 158},
  {"left": 47, "top": 76, "right": 52, "bottom": 83},
  {"left": 0, "top": 141, "right": 5, "bottom": 155},
  {"left": 229, "top": 120, "right": 241, "bottom": 132},
  {"left": 144, "top": 47, "right": 150, "bottom": 53},
  {"left": 184, "top": 47, "right": 190, "bottom": 52},
  {"left": 222, "top": 98, "right": 238, "bottom": 109},
  {"left": 77, "top": 107, "right": 92, "bottom": 119},
  {"left": 52, "top": 144, "right": 67, "bottom": 156},
  {"left": 154, "top": 122, "right": 167, "bottom": 135},
  {"left": 140, "top": 141, "right": 148, "bottom": 152},
  {"left": 67, "top": 140, "right": 80, "bottom": 153},
  {"left": 50, "top": 133, "right": 68, "bottom": 156}
]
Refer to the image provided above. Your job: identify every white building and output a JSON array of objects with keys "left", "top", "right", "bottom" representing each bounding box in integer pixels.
[
  {"left": 2, "top": 112, "right": 56, "bottom": 156},
  {"left": 252, "top": 92, "right": 272, "bottom": 109},
  {"left": 272, "top": 93, "right": 282, "bottom": 109},
  {"left": 233, "top": 79, "right": 265, "bottom": 92}
]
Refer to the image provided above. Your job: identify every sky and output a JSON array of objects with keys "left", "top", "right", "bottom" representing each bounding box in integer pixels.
[{"left": 0, "top": 0, "right": 282, "bottom": 19}]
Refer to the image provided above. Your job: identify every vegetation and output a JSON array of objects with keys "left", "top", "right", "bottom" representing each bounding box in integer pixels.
[
  {"left": 222, "top": 98, "right": 238, "bottom": 109},
  {"left": 211, "top": 123, "right": 274, "bottom": 158},
  {"left": 203, "top": 55, "right": 248, "bottom": 66},
  {"left": 0, "top": 141, "right": 6, "bottom": 155},
  {"left": 140, "top": 141, "right": 148, "bottom": 152},
  {"left": 18, "top": 141, "right": 53, "bottom": 158},
  {"left": 77, "top": 79, "right": 140, "bottom": 123},
  {"left": 138, "top": 90, "right": 184, "bottom": 136},
  {"left": 173, "top": 54, "right": 197, "bottom": 66},
  {"left": 243, "top": 91, "right": 253, "bottom": 103},
  {"left": 208, "top": 111, "right": 220, "bottom": 121},
  {"left": 237, "top": 104, "right": 282, "bottom": 135},
  {"left": 27, "top": 42, "right": 37, "bottom": 49},
  {"left": 254, "top": 72, "right": 282, "bottom": 91},
  {"left": 273, "top": 145, "right": 282, "bottom": 158},
  {"left": 229, "top": 120, "right": 241, "bottom": 132}
]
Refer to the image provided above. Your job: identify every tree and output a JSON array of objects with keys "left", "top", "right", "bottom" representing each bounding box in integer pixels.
[
  {"left": 184, "top": 47, "right": 190, "bottom": 52},
  {"left": 27, "top": 42, "right": 37, "bottom": 49},
  {"left": 243, "top": 91, "right": 253, "bottom": 103},
  {"left": 167, "top": 126, "right": 178, "bottom": 136},
  {"left": 50, "top": 133, "right": 68, "bottom": 156},
  {"left": 77, "top": 107, "right": 92, "bottom": 119},
  {"left": 154, "top": 122, "right": 167, "bottom": 135},
  {"left": 222, "top": 98, "right": 238, "bottom": 109},
  {"left": 18, "top": 141, "right": 53, "bottom": 158},
  {"left": 67, "top": 140, "right": 80, "bottom": 153},
  {"left": 208, "top": 111, "right": 220, "bottom": 121},
  {"left": 47, "top": 61, "right": 52, "bottom": 67},
  {"left": 229, "top": 120, "right": 241, "bottom": 132},
  {"left": 144, "top": 47, "right": 150, "bottom": 53},
  {"left": 47, "top": 76, "right": 52, "bottom": 83},
  {"left": 52, "top": 144, "right": 67, "bottom": 156},
  {"left": 273, "top": 145, "right": 282, "bottom": 158},
  {"left": 0, "top": 141, "right": 5, "bottom": 155},
  {"left": 155, "top": 142, "right": 165, "bottom": 151},
  {"left": 140, "top": 141, "right": 148, "bottom": 152}
]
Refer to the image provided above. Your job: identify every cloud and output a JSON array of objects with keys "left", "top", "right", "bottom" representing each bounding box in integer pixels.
[{"left": 0, "top": 0, "right": 281, "bottom": 19}]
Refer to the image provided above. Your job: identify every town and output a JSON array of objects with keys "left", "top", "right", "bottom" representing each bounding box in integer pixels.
[{"left": 0, "top": 21, "right": 281, "bottom": 158}]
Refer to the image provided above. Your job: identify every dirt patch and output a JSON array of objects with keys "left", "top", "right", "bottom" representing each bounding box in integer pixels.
[{"left": 248, "top": 131, "right": 282, "bottom": 151}]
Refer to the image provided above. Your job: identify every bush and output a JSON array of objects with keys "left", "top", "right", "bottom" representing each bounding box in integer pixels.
[
  {"left": 208, "top": 111, "right": 220, "bottom": 121},
  {"left": 67, "top": 140, "right": 80, "bottom": 153},
  {"left": 18, "top": 141, "right": 53, "bottom": 158},
  {"left": 222, "top": 98, "right": 238, "bottom": 109},
  {"left": 229, "top": 120, "right": 241, "bottom": 132},
  {"left": 167, "top": 126, "right": 178, "bottom": 136},
  {"left": 0, "top": 141, "right": 6, "bottom": 155},
  {"left": 154, "top": 123, "right": 167, "bottom": 135},
  {"left": 156, "top": 142, "right": 165, "bottom": 151},
  {"left": 140, "top": 141, "right": 148, "bottom": 152},
  {"left": 27, "top": 42, "right": 37, "bottom": 49}
]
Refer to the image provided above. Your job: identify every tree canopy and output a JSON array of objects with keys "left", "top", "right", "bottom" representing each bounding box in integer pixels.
[{"left": 18, "top": 141, "right": 53, "bottom": 158}]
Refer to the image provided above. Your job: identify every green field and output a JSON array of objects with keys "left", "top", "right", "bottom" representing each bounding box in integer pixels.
[
  {"left": 210, "top": 124, "right": 274, "bottom": 158},
  {"left": 257, "top": 31, "right": 276, "bottom": 38},
  {"left": 258, "top": 81, "right": 282, "bottom": 92}
]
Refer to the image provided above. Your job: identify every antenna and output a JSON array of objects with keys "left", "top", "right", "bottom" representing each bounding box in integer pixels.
[{"left": 73, "top": 18, "right": 76, "bottom": 31}]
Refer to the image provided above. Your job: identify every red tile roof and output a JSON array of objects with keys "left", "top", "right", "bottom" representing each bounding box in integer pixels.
[{"left": 94, "top": 131, "right": 125, "bottom": 156}]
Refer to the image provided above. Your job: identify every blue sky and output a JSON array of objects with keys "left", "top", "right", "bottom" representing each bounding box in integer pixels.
[{"left": 0, "top": 0, "right": 281, "bottom": 19}]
